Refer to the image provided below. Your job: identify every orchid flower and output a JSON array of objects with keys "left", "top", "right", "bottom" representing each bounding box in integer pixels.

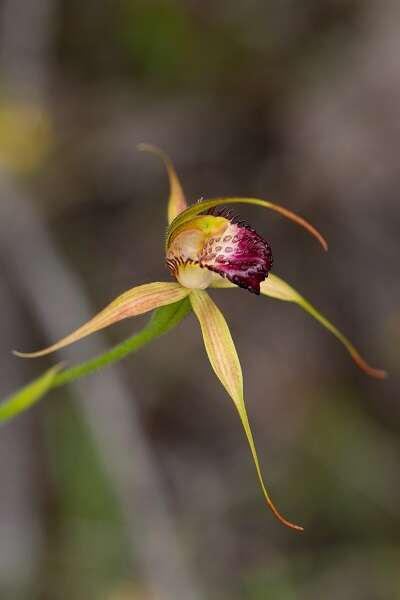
[{"left": 5, "top": 144, "right": 385, "bottom": 532}]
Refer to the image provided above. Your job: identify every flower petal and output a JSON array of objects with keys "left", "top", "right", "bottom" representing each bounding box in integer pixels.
[
  {"left": 209, "top": 276, "right": 236, "bottom": 289},
  {"left": 0, "top": 364, "right": 63, "bottom": 424},
  {"left": 138, "top": 143, "right": 187, "bottom": 224},
  {"left": 166, "top": 214, "right": 272, "bottom": 293},
  {"left": 167, "top": 197, "right": 328, "bottom": 252},
  {"left": 14, "top": 282, "right": 190, "bottom": 358},
  {"left": 190, "top": 289, "right": 303, "bottom": 531},
  {"left": 199, "top": 219, "right": 273, "bottom": 294},
  {"left": 167, "top": 215, "right": 228, "bottom": 265},
  {"left": 261, "top": 274, "right": 386, "bottom": 379}
]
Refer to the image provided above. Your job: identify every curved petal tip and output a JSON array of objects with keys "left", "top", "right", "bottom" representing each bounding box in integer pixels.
[
  {"left": 13, "top": 349, "right": 35, "bottom": 358},
  {"left": 351, "top": 353, "right": 387, "bottom": 380},
  {"left": 263, "top": 490, "right": 305, "bottom": 531},
  {"left": 138, "top": 143, "right": 187, "bottom": 224},
  {"left": 137, "top": 142, "right": 160, "bottom": 153}
]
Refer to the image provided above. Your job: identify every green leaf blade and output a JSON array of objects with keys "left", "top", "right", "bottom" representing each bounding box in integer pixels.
[{"left": 0, "top": 364, "right": 62, "bottom": 425}]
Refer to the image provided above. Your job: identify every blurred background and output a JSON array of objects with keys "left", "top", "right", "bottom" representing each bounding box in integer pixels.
[{"left": 0, "top": 0, "right": 399, "bottom": 598}]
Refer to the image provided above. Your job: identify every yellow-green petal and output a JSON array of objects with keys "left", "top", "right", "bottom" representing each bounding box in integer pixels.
[
  {"left": 261, "top": 274, "right": 386, "bottom": 379},
  {"left": 190, "top": 289, "right": 303, "bottom": 532},
  {"left": 138, "top": 143, "right": 187, "bottom": 224},
  {"left": 167, "top": 197, "right": 328, "bottom": 252},
  {"left": 209, "top": 276, "right": 236, "bottom": 289},
  {"left": 15, "top": 282, "right": 190, "bottom": 358},
  {"left": 0, "top": 364, "right": 62, "bottom": 424}
]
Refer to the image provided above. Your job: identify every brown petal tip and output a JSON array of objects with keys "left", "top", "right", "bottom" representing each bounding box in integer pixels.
[{"left": 353, "top": 354, "right": 387, "bottom": 379}]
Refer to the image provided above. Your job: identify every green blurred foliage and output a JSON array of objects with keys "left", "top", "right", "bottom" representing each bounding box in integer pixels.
[{"left": 39, "top": 397, "right": 130, "bottom": 600}]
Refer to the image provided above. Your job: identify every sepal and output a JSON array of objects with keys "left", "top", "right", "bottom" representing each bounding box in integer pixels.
[
  {"left": 261, "top": 274, "right": 386, "bottom": 379},
  {"left": 190, "top": 289, "right": 303, "bottom": 531},
  {"left": 15, "top": 282, "right": 190, "bottom": 358}
]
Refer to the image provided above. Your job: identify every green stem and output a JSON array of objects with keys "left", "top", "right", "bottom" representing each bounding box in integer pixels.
[{"left": 52, "top": 297, "right": 191, "bottom": 388}]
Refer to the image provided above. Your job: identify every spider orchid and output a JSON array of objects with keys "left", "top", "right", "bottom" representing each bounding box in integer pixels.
[{"left": 13, "top": 144, "right": 385, "bottom": 532}]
